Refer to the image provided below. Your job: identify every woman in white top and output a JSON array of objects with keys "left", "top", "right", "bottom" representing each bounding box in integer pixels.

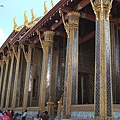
[{"left": 22, "top": 110, "right": 27, "bottom": 120}]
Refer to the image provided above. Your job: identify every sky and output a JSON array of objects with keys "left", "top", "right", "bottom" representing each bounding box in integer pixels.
[{"left": 0, "top": 0, "right": 59, "bottom": 47}]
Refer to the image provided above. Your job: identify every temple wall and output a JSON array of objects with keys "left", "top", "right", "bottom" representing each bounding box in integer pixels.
[
  {"left": 78, "top": 39, "right": 95, "bottom": 104},
  {"left": 31, "top": 47, "right": 43, "bottom": 107},
  {"left": 79, "top": 39, "right": 95, "bottom": 74},
  {"left": 52, "top": 37, "right": 66, "bottom": 104}
]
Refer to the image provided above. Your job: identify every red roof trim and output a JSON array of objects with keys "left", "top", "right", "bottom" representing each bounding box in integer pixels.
[
  {"left": 20, "top": 0, "right": 71, "bottom": 43},
  {"left": 10, "top": 26, "right": 28, "bottom": 45}
]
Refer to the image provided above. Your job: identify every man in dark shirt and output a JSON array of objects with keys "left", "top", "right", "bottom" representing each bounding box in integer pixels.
[{"left": 40, "top": 111, "right": 49, "bottom": 120}]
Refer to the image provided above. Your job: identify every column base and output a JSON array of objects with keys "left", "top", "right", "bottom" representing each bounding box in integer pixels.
[
  {"left": 47, "top": 101, "right": 54, "bottom": 117},
  {"left": 62, "top": 115, "right": 71, "bottom": 119}
]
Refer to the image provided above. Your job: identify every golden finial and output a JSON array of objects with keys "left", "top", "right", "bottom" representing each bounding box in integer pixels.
[
  {"left": 24, "top": 11, "right": 28, "bottom": 27},
  {"left": 13, "top": 17, "right": 17, "bottom": 31},
  {"left": 31, "top": 9, "right": 35, "bottom": 22},
  {"left": 44, "top": 1, "right": 48, "bottom": 15},
  {"left": 51, "top": 0, "right": 54, "bottom": 7}
]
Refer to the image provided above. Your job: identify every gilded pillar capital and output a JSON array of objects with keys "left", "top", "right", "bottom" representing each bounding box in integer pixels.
[
  {"left": 0, "top": 60, "right": 4, "bottom": 66},
  {"left": 39, "top": 31, "right": 55, "bottom": 52},
  {"left": 12, "top": 45, "right": 19, "bottom": 59},
  {"left": 44, "top": 31, "right": 55, "bottom": 42},
  {"left": 59, "top": 10, "right": 80, "bottom": 38},
  {"left": 90, "top": 0, "right": 113, "bottom": 20},
  {"left": 2, "top": 56, "right": 9, "bottom": 63},
  {"left": 21, "top": 44, "right": 28, "bottom": 62},
  {"left": 8, "top": 51, "right": 14, "bottom": 59},
  {"left": 67, "top": 11, "right": 80, "bottom": 25}
]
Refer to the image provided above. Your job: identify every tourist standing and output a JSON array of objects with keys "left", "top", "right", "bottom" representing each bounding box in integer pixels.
[
  {"left": 11, "top": 110, "right": 14, "bottom": 119},
  {"left": 0, "top": 110, "right": 3, "bottom": 117},
  {"left": 7, "top": 110, "right": 12, "bottom": 119},
  {"left": 22, "top": 110, "right": 27, "bottom": 120},
  {"left": 33, "top": 114, "right": 41, "bottom": 120},
  {"left": 40, "top": 111, "right": 49, "bottom": 120},
  {"left": 1, "top": 112, "right": 10, "bottom": 120}
]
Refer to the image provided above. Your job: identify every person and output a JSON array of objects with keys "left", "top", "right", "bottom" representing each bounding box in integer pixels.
[
  {"left": 11, "top": 110, "right": 14, "bottom": 119},
  {"left": 0, "top": 110, "right": 3, "bottom": 117},
  {"left": 15, "top": 113, "right": 22, "bottom": 120},
  {"left": 1, "top": 112, "right": 10, "bottom": 120},
  {"left": 33, "top": 114, "right": 41, "bottom": 120},
  {"left": 7, "top": 110, "right": 12, "bottom": 119},
  {"left": 22, "top": 110, "right": 27, "bottom": 120},
  {"left": 14, "top": 113, "right": 19, "bottom": 120},
  {"left": 40, "top": 111, "right": 49, "bottom": 120},
  {"left": 0, "top": 110, "right": 3, "bottom": 120}
]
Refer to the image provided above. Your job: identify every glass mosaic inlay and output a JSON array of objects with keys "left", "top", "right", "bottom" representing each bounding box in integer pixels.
[
  {"left": 105, "top": 20, "right": 112, "bottom": 116},
  {"left": 72, "top": 28, "right": 78, "bottom": 105},
  {"left": 63, "top": 38, "right": 70, "bottom": 115},
  {"left": 45, "top": 47, "right": 51, "bottom": 103},
  {"left": 95, "top": 20, "right": 100, "bottom": 116}
]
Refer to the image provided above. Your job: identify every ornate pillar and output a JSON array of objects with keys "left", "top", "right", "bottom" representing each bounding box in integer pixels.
[
  {"left": 12, "top": 46, "right": 21, "bottom": 110},
  {"left": 0, "top": 60, "right": 4, "bottom": 101},
  {"left": 59, "top": 11, "right": 80, "bottom": 117},
  {"left": 22, "top": 44, "right": 33, "bottom": 110},
  {"left": 0, "top": 55, "right": 9, "bottom": 109},
  {"left": 39, "top": 31, "right": 54, "bottom": 113},
  {"left": 90, "top": 0, "right": 113, "bottom": 119},
  {"left": 5, "top": 51, "right": 14, "bottom": 109}
]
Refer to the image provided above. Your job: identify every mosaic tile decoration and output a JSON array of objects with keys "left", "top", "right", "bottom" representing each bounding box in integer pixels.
[
  {"left": 71, "top": 111, "right": 94, "bottom": 118},
  {"left": 95, "top": 20, "right": 100, "bottom": 116},
  {"left": 72, "top": 28, "right": 78, "bottom": 105},
  {"left": 63, "top": 38, "right": 70, "bottom": 115},
  {"left": 45, "top": 47, "right": 51, "bottom": 103},
  {"left": 70, "top": 112, "right": 120, "bottom": 119},
  {"left": 105, "top": 20, "right": 112, "bottom": 116}
]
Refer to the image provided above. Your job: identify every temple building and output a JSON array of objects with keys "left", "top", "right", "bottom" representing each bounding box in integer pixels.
[{"left": 0, "top": 0, "right": 120, "bottom": 119}]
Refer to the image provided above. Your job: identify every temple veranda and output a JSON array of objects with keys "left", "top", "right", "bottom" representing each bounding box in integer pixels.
[{"left": 0, "top": 0, "right": 120, "bottom": 119}]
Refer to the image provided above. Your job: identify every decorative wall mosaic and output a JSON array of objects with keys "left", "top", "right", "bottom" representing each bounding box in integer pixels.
[
  {"left": 63, "top": 38, "right": 70, "bottom": 115},
  {"left": 95, "top": 20, "right": 100, "bottom": 116},
  {"left": 105, "top": 20, "right": 112, "bottom": 116},
  {"left": 71, "top": 28, "right": 77, "bottom": 105}
]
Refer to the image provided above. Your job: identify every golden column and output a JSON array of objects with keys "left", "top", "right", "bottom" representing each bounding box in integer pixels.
[
  {"left": 12, "top": 46, "right": 21, "bottom": 110},
  {"left": 90, "top": 0, "right": 113, "bottom": 119},
  {"left": 0, "top": 55, "right": 10, "bottom": 109},
  {"left": 5, "top": 51, "right": 14, "bottom": 109},
  {"left": 39, "top": 31, "right": 55, "bottom": 113},
  {"left": 0, "top": 60, "right": 4, "bottom": 108},
  {"left": 59, "top": 11, "right": 80, "bottom": 117},
  {"left": 22, "top": 44, "right": 33, "bottom": 110}
]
